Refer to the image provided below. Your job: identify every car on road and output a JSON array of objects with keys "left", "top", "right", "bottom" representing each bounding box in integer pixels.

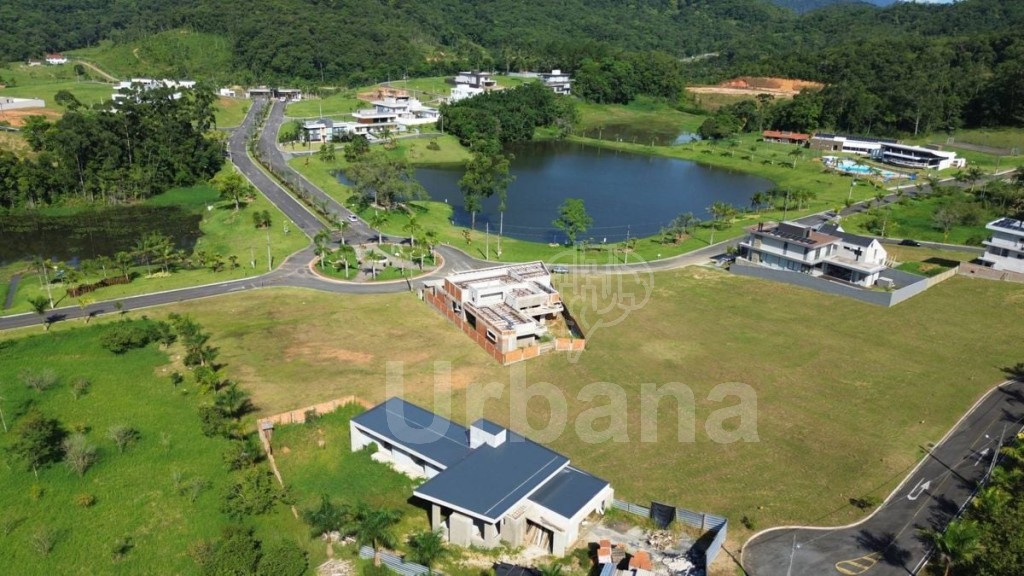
[
  {"left": 899, "top": 239, "right": 922, "bottom": 247},
  {"left": 348, "top": 214, "right": 358, "bottom": 222},
  {"left": 551, "top": 265, "right": 570, "bottom": 274}
]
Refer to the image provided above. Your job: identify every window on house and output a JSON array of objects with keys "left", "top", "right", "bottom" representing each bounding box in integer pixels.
[{"left": 486, "top": 330, "right": 497, "bottom": 343}]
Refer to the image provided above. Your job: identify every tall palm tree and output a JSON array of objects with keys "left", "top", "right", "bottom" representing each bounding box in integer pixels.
[
  {"left": 403, "top": 214, "right": 422, "bottom": 247},
  {"left": 750, "top": 191, "right": 768, "bottom": 214},
  {"left": 407, "top": 529, "right": 449, "bottom": 575},
  {"left": 28, "top": 296, "right": 50, "bottom": 331},
  {"left": 919, "top": 519, "right": 981, "bottom": 576},
  {"left": 314, "top": 229, "right": 331, "bottom": 270},
  {"left": 369, "top": 211, "right": 389, "bottom": 244},
  {"left": 352, "top": 505, "right": 401, "bottom": 567}
]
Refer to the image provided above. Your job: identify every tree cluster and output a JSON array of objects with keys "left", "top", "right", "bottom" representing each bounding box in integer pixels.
[
  {"left": 0, "top": 85, "right": 222, "bottom": 209},
  {"left": 439, "top": 82, "right": 578, "bottom": 146},
  {"left": 189, "top": 526, "right": 306, "bottom": 576},
  {"left": 574, "top": 50, "right": 685, "bottom": 105}
]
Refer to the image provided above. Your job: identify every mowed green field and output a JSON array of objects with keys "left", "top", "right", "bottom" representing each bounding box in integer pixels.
[
  {"left": 13, "top": 266, "right": 1022, "bottom": 541},
  {"left": 0, "top": 326, "right": 305, "bottom": 575}
]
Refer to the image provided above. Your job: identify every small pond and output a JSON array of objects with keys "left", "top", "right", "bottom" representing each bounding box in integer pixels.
[
  {"left": 406, "top": 141, "right": 772, "bottom": 243},
  {"left": 0, "top": 206, "right": 202, "bottom": 265}
]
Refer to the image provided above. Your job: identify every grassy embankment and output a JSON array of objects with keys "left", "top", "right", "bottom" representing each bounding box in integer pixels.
[
  {"left": 0, "top": 172, "right": 308, "bottom": 316},
  {"left": 7, "top": 247, "right": 1019, "bottom": 540},
  {"left": 842, "top": 192, "right": 992, "bottom": 246},
  {"left": 68, "top": 30, "right": 234, "bottom": 85},
  {"left": 0, "top": 325, "right": 306, "bottom": 575}
]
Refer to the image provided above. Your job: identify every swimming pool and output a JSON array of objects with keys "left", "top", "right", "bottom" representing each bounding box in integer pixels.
[{"left": 832, "top": 159, "right": 905, "bottom": 179}]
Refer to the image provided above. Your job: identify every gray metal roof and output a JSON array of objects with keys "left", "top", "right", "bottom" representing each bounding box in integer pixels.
[
  {"left": 472, "top": 418, "right": 505, "bottom": 435},
  {"left": 414, "top": 432, "right": 568, "bottom": 522},
  {"left": 528, "top": 466, "right": 609, "bottom": 519},
  {"left": 351, "top": 397, "right": 470, "bottom": 468}
]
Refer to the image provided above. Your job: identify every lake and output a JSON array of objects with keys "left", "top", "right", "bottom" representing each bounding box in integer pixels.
[
  {"left": 410, "top": 141, "right": 772, "bottom": 244},
  {"left": 0, "top": 206, "right": 203, "bottom": 265}
]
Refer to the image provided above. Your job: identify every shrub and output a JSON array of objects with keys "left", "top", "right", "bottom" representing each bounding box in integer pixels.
[
  {"left": 75, "top": 493, "right": 97, "bottom": 508},
  {"left": 426, "top": 140, "right": 441, "bottom": 151},
  {"left": 100, "top": 320, "right": 165, "bottom": 354},
  {"left": 70, "top": 377, "right": 91, "bottom": 399},
  {"left": 108, "top": 425, "right": 141, "bottom": 453},
  {"left": 62, "top": 433, "right": 98, "bottom": 477},
  {"left": 29, "top": 484, "right": 45, "bottom": 501},
  {"left": 32, "top": 527, "right": 58, "bottom": 556},
  {"left": 257, "top": 541, "right": 308, "bottom": 576},
  {"left": 112, "top": 535, "right": 134, "bottom": 560},
  {"left": 222, "top": 468, "right": 286, "bottom": 519},
  {"left": 741, "top": 515, "right": 756, "bottom": 530},
  {"left": 21, "top": 368, "right": 59, "bottom": 392}
]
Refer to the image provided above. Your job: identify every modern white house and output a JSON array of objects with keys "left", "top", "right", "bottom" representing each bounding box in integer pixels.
[
  {"left": 219, "top": 87, "right": 237, "bottom": 98},
  {"left": 112, "top": 78, "right": 196, "bottom": 102},
  {"left": 450, "top": 71, "right": 498, "bottom": 103},
  {"left": 369, "top": 95, "right": 439, "bottom": 127},
  {"left": 809, "top": 133, "right": 890, "bottom": 156},
  {"left": 45, "top": 53, "right": 68, "bottom": 65},
  {"left": 978, "top": 217, "right": 1024, "bottom": 273},
  {"left": 876, "top": 142, "right": 966, "bottom": 170},
  {"left": 739, "top": 221, "right": 889, "bottom": 287},
  {"left": 351, "top": 397, "right": 613, "bottom": 556},
  {"left": 539, "top": 70, "right": 572, "bottom": 95}
]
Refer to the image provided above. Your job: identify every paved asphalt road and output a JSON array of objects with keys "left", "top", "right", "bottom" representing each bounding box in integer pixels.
[
  {"left": 0, "top": 101, "right": 1005, "bottom": 332},
  {"left": 742, "top": 380, "right": 1024, "bottom": 576}
]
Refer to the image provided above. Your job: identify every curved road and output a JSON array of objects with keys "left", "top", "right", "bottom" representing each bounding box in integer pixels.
[
  {"left": 0, "top": 100, "right": 1003, "bottom": 332},
  {"left": 742, "top": 380, "right": 1024, "bottom": 576}
]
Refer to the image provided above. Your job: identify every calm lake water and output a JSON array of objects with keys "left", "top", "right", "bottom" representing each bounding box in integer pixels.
[
  {"left": 411, "top": 141, "right": 771, "bottom": 244},
  {"left": 0, "top": 206, "right": 202, "bottom": 265}
]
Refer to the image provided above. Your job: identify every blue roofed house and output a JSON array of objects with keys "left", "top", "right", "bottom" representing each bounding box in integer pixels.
[{"left": 350, "top": 398, "right": 614, "bottom": 556}]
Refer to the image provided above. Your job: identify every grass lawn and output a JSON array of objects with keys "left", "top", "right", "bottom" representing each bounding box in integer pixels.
[
  {"left": 285, "top": 92, "right": 366, "bottom": 118},
  {"left": 921, "top": 127, "right": 1024, "bottom": 154},
  {"left": 577, "top": 97, "right": 705, "bottom": 142},
  {"left": 214, "top": 97, "right": 251, "bottom": 129},
  {"left": 841, "top": 193, "right": 992, "bottom": 246},
  {"left": 0, "top": 62, "right": 114, "bottom": 111},
  {"left": 1, "top": 174, "right": 309, "bottom": 316},
  {"left": 271, "top": 405, "right": 426, "bottom": 534},
  {"left": 14, "top": 267, "right": 1023, "bottom": 546},
  {"left": 68, "top": 30, "right": 234, "bottom": 84},
  {"left": 0, "top": 324, "right": 306, "bottom": 575}
]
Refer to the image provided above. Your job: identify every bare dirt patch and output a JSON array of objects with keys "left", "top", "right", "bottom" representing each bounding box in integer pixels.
[
  {"left": 687, "top": 76, "right": 824, "bottom": 98},
  {"left": 0, "top": 107, "right": 61, "bottom": 127}
]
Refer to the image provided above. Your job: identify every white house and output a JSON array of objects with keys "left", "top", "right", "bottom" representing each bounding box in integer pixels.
[
  {"left": 450, "top": 71, "right": 497, "bottom": 103},
  {"left": 45, "top": 54, "right": 68, "bottom": 65},
  {"left": 370, "top": 95, "right": 439, "bottom": 127},
  {"left": 739, "top": 221, "right": 889, "bottom": 287},
  {"left": 876, "top": 142, "right": 966, "bottom": 170},
  {"left": 809, "top": 133, "right": 889, "bottom": 156},
  {"left": 979, "top": 217, "right": 1024, "bottom": 273},
  {"left": 351, "top": 398, "right": 613, "bottom": 556},
  {"left": 539, "top": 70, "right": 572, "bottom": 95},
  {"left": 219, "top": 87, "right": 237, "bottom": 98},
  {"left": 113, "top": 78, "right": 196, "bottom": 102}
]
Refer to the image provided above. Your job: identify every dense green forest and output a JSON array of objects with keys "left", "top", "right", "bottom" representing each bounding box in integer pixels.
[
  {"left": 2, "top": 0, "right": 1024, "bottom": 137},
  {"left": 0, "top": 86, "right": 222, "bottom": 208}
]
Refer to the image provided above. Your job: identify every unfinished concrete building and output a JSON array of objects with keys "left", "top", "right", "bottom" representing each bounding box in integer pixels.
[{"left": 423, "top": 262, "right": 585, "bottom": 364}]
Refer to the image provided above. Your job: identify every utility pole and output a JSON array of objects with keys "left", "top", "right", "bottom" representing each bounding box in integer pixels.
[
  {"left": 485, "top": 222, "right": 490, "bottom": 261},
  {"left": 250, "top": 246, "right": 256, "bottom": 269},
  {"left": 0, "top": 395, "right": 7, "bottom": 433}
]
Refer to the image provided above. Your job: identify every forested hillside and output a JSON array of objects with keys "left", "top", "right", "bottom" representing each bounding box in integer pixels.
[{"left": 2, "top": 0, "right": 1023, "bottom": 134}]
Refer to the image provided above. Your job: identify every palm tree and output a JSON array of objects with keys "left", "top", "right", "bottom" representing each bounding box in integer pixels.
[
  {"left": 29, "top": 296, "right": 50, "bottom": 331},
  {"left": 334, "top": 217, "right": 349, "bottom": 245},
  {"left": 750, "top": 191, "right": 768, "bottom": 214},
  {"left": 314, "top": 229, "right": 332, "bottom": 270},
  {"left": 407, "top": 529, "right": 449, "bottom": 575},
  {"left": 403, "top": 214, "right": 422, "bottom": 247},
  {"left": 789, "top": 147, "right": 804, "bottom": 168},
  {"left": 352, "top": 505, "right": 401, "bottom": 567},
  {"left": 369, "top": 211, "right": 389, "bottom": 244},
  {"left": 919, "top": 519, "right": 980, "bottom": 576}
]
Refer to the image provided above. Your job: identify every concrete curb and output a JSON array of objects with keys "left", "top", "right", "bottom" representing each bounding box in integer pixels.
[{"left": 740, "top": 379, "right": 1015, "bottom": 567}]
